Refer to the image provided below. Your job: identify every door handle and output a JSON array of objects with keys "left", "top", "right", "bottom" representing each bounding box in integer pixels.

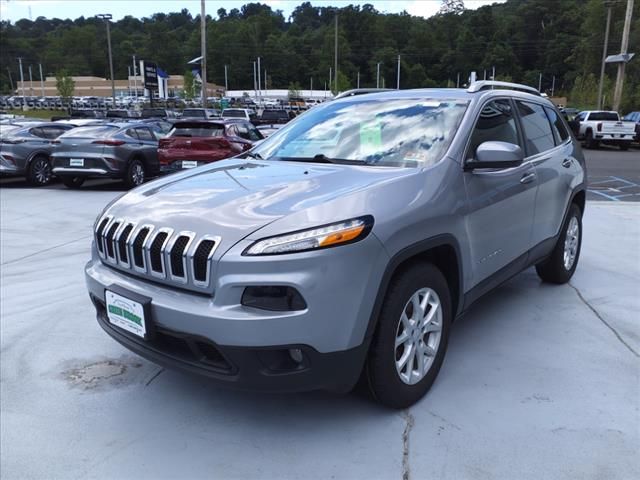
[
  {"left": 520, "top": 172, "right": 536, "bottom": 184},
  {"left": 562, "top": 158, "right": 572, "bottom": 168}
]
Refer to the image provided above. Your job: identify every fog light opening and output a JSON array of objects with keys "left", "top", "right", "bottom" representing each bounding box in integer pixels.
[{"left": 289, "top": 348, "right": 304, "bottom": 364}]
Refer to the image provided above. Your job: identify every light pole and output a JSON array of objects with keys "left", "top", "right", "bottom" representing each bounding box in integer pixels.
[
  {"left": 200, "top": 0, "right": 207, "bottom": 107},
  {"left": 613, "top": 0, "right": 635, "bottom": 111},
  {"left": 97, "top": 13, "right": 116, "bottom": 108},
  {"left": 598, "top": 1, "right": 616, "bottom": 109},
  {"left": 376, "top": 62, "right": 381, "bottom": 88}
]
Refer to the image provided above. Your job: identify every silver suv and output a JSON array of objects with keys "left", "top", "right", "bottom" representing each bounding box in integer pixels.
[{"left": 86, "top": 82, "right": 586, "bottom": 408}]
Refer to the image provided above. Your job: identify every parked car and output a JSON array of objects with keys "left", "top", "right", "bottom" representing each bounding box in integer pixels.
[
  {"left": 257, "top": 109, "right": 290, "bottom": 125},
  {"left": 141, "top": 108, "right": 178, "bottom": 119},
  {"left": 222, "top": 108, "right": 258, "bottom": 124},
  {"left": 50, "top": 122, "right": 160, "bottom": 189},
  {"left": 86, "top": 81, "right": 586, "bottom": 408},
  {"left": 622, "top": 111, "right": 640, "bottom": 142},
  {"left": 158, "top": 119, "right": 263, "bottom": 173},
  {"left": 181, "top": 108, "right": 220, "bottom": 119},
  {"left": 257, "top": 124, "right": 284, "bottom": 138},
  {"left": 0, "top": 122, "right": 76, "bottom": 185},
  {"left": 573, "top": 110, "right": 635, "bottom": 150}
]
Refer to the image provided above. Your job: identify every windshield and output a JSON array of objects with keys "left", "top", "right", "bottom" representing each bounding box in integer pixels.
[
  {"left": 222, "top": 109, "right": 246, "bottom": 118},
  {"left": 169, "top": 124, "right": 224, "bottom": 137},
  {"left": 182, "top": 109, "right": 206, "bottom": 118},
  {"left": 252, "top": 97, "right": 468, "bottom": 167},
  {"left": 59, "top": 125, "right": 118, "bottom": 138}
]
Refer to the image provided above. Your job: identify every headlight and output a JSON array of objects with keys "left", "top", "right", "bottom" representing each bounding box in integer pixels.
[{"left": 244, "top": 216, "right": 374, "bottom": 255}]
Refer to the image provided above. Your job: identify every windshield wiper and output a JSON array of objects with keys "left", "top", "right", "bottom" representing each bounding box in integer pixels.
[
  {"left": 283, "top": 154, "right": 367, "bottom": 165},
  {"left": 245, "top": 151, "right": 264, "bottom": 160}
]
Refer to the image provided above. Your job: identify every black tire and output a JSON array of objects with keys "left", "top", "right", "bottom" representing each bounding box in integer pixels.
[
  {"left": 364, "top": 263, "right": 452, "bottom": 409},
  {"left": 61, "top": 176, "right": 85, "bottom": 189},
  {"left": 27, "top": 155, "right": 52, "bottom": 186},
  {"left": 124, "top": 158, "right": 146, "bottom": 189},
  {"left": 585, "top": 130, "right": 598, "bottom": 149},
  {"left": 536, "top": 203, "right": 582, "bottom": 284},
  {"left": 619, "top": 143, "right": 629, "bottom": 151}
]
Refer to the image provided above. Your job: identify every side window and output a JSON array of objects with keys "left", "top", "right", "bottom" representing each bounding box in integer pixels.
[
  {"left": 246, "top": 124, "right": 263, "bottom": 141},
  {"left": 41, "top": 126, "right": 67, "bottom": 139},
  {"left": 135, "top": 128, "right": 154, "bottom": 141},
  {"left": 235, "top": 124, "right": 251, "bottom": 140},
  {"left": 515, "top": 101, "right": 556, "bottom": 155},
  {"left": 544, "top": 106, "right": 570, "bottom": 144},
  {"left": 125, "top": 129, "right": 139, "bottom": 140},
  {"left": 29, "top": 127, "right": 47, "bottom": 138},
  {"left": 227, "top": 125, "right": 238, "bottom": 137},
  {"left": 468, "top": 99, "right": 521, "bottom": 159}
]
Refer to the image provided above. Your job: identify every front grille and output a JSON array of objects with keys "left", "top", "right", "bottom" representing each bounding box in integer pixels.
[{"left": 95, "top": 216, "right": 219, "bottom": 290}]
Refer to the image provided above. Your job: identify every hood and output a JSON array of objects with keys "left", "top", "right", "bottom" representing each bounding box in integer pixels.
[{"left": 103, "top": 159, "right": 418, "bottom": 252}]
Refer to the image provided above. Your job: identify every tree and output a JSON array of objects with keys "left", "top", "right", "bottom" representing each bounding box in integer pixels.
[
  {"left": 438, "top": 0, "right": 465, "bottom": 15},
  {"left": 55, "top": 70, "right": 75, "bottom": 103},
  {"left": 288, "top": 81, "right": 302, "bottom": 99},
  {"left": 183, "top": 70, "right": 197, "bottom": 100}
]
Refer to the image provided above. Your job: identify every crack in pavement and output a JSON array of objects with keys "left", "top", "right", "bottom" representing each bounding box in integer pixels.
[
  {"left": 401, "top": 409, "right": 414, "bottom": 480},
  {"left": 145, "top": 368, "right": 165, "bottom": 387},
  {"left": 1, "top": 234, "right": 92, "bottom": 266},
  {"left": 569, "top": 283, "right": 639, "bottom": 358}
]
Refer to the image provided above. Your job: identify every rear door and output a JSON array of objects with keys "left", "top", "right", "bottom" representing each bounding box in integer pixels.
[
  {"left": 516, "top": 102, "right": 576, "bottom": 246},
  {"left": 134, "top": 127, "right": 159, "bottom": 173},
  {"left": 463, "top": 98, "right": 538, "bottom": 285}
]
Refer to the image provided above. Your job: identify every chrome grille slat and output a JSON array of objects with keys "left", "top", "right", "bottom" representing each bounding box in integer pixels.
[{"left": 94, "top": 218, "right": 219, "bottom": 290}]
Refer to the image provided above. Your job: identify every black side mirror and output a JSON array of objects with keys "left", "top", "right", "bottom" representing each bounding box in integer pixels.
[{"left": 465, "top": 141, "right": 524, "bottom": 171}]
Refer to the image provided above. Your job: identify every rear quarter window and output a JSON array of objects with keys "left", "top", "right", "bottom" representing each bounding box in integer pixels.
[{"left": 544, "top": 107, "right": 570, "bottom": 144}]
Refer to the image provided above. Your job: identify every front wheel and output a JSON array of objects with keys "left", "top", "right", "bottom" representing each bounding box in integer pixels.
[
  {"left": 124, "top": 159, "right": 146, "bottom": 189},
  {"left": 536, "top": 203, "right": 582, "bottom": 284},
  {"left": 365, "top": 263, "right": 451, "bottom": 409},
  {"left": 27, "top": 156, "right": 52, "bottom": 186}
]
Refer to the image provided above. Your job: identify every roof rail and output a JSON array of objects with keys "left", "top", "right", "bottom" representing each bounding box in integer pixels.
[{"left": 467, "top": 81, "right": 541, "bottom": 96}]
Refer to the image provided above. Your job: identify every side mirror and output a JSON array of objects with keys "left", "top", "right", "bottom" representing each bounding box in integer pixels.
[{"left": 465, "top": 141, "right": 524, "bottom": 171}]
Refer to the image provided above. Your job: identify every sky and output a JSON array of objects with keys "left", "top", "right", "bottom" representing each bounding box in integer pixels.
[{"left": 0, "top": 0, "right": 505, "bottom": 22}]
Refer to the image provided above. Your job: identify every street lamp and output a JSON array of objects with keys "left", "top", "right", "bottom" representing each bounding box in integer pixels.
[{"left": 96, "top": 13, "right": 116, "bottom": 108}]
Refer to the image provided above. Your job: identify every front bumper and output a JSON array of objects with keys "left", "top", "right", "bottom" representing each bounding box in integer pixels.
[{"left": 92, "top": 294, "right": 367, "bottom": 392}]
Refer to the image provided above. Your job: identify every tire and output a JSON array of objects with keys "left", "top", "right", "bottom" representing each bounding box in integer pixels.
[
  {"left": 365, "top": 263, "right": 452, "bottom": 409},
  {"left": 124, "top": 158, "right": 146, "bottom": 189},
  {"left": 61, "top": 176, "right": 85, "bottom": 189},
  {"left": 585, "top": 130, "right": 598, "bottom": 149},
  {"left": 27, "top": 155, "right": 52, "bottom": 186},
  {"left": 536, "top": 203, "right": 582, "bottom": 284}
]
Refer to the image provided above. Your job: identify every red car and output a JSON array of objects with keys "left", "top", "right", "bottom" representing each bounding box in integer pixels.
[{"left": 158, "top": 119, "right": 264, "bottom": 173}]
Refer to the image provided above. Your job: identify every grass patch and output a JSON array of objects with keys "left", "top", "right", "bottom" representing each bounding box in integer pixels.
[{"left": 4, "top": 109, "right": 65, "bottom": 120}]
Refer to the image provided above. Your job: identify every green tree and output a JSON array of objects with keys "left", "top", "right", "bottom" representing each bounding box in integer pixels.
[
  {"left": 288, "top": 81, "right": 302, "bottom": 99},
  {"left": 183, "top": 70, "right": 197, "bottom": 100},
  {"left": 55, "top": 70, "right": 75, "bottom": 103}
]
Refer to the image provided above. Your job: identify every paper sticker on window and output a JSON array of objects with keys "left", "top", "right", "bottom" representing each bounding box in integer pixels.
[{"left": 360, "top": 119, "right": 382, "bottom": 156}]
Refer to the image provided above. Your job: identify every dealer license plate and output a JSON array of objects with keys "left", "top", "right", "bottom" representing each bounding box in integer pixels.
[
  {"left": 105, "top": 290, "right": 146, "bottom": 338},
  {"left": 69, "top": 158, "right": 85, "bottom": 167},
  {"left": 182, "top": 160, "right": 198, "bottom": 169}
]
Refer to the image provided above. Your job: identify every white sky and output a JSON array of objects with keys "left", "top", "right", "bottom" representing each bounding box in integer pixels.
[{"left": 0, "top": 0, "right": 505, "bottom": 22}]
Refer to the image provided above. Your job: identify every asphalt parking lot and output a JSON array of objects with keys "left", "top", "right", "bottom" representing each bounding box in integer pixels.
[{"left": 1, "top": 150, "right": 639, "bottom": 479}]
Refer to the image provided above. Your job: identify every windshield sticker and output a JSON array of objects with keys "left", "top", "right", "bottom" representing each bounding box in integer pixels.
[{"left": 359, "top": 119, "right": 383, "bottom": 156}]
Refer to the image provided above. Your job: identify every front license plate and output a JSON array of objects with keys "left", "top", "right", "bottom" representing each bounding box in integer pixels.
[
  {"left": 182, "top": 160, "right": 198, "bottom": 169},
  {"left": 106, "top": 290, "right": 146, "bottom": 338},
  {"left": 70, "top": 158, "right": 84, "bottom": 167}
]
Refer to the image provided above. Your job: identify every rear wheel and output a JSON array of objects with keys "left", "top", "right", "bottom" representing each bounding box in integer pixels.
[
  {"left": 536, "top": 203, "right": 582, "bottom": 284},
  {"left": 585, "top": 130, "right": 598, "bottom": 149},
  {"left": 365, "top": 263, "right": 451, "bottom": 409},
  {"left": 124, "top": 159, "right": 145, "bottom": 189},
  {"left": 61, "top": 176, "right": 85, "bottom": 189},
  {"left": 27, "top": 156, "right": 52, "bottom": 186}
]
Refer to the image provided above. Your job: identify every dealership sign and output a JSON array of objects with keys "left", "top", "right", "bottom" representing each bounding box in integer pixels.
[{"left": 141, "top": 61, "right": 159, "bottom": 91}]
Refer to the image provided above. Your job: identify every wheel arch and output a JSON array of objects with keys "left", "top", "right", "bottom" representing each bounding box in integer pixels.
[{"left": 364, "top": 234, "right": 464, "bottom": 340}]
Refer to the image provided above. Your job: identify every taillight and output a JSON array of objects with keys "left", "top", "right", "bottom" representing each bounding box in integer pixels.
[
  {"left": 597, "top": 122, "right": 602, "bottom": 132},
  {"left": 92, "top": 139, "right": 126, "bottom": 146}
]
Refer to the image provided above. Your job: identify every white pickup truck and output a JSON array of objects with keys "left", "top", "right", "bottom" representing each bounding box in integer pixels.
[{"left": 574, "top": 110, "right": 635, "bottom": 150}]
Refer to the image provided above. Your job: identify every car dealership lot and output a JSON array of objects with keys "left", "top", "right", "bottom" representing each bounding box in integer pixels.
[{"left": 1, "top": 151, "right": 639, "bottom": 479}]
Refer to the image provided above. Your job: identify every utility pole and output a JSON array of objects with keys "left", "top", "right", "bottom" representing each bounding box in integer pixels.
[
  {"left": 396, "top": 54, "right": 401, "bottom": 89},
  {"left": 598, "top": 1, "right": 615, "bottom": 109},
  {"left": 334, "top": 12, "right": 338, "bottom": 93},
  {"left": 551, "top": 75, "right": 556, "bottom": 97},
  {"left": 613, "top": 0, "right": 635, "bottom": 111},
  {"left": 97, "top": 14, "right": 116, "bottom": 107},
  {"left": 7, "top": 68, "right": 14, "bottom": 92},
  {"left": 357, "top": 71, "right": 360, "bottom": 89},
  {"left": 310, "top": 77, "right": 313, "bottom": 98},
  {"left": 18, "top": 58, "right": 25, "bottom": 109},
  {"left": 39, "top": 63, "right": 44, "bottom": 97},
  {"left": 127, "top": 66, "right": 131, "bottom": 96},
  {"left": 492, "top": 65, "right": 495, "bottom": 80},
  {"left": 132, "top": 55, "right": 137, "bottom": 97},
  {"left": 253, "top": 61, "right": 257, "bottom": 99},
  {"left": 264, "top": 68, "right": 267, "bottom": 92},
  {"left": 28, "top": 65, "right": 33, "bottom": 95},
  {"left": 329, "top": 67, "right": 332, "bottom": 93},
  {"left": 200, "top": 0, "right": 207, "bottom": 107},
  {"left": 224, "top": 65, "right": 228, "bottom": 92},
  {"left": 257, "top": 57, "right": 261, "bottom": 103},
  {"left": 456, "top": 72, "right": 460, "bottom": 88},
  {"left": 538, "top": 72, "right": 542, "bottom": 92},
  {"left": 376, "top": 62, "right": 381, "bottom": 88}
]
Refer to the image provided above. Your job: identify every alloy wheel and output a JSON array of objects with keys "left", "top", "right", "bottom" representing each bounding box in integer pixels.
[{"left": 563, "top": 216, "right": 579, "bottom": 270}]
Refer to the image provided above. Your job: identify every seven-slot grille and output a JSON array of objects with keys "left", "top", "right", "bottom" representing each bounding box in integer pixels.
[{"left": 95, "top": 215, "right": 220, "bottom": 290}]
